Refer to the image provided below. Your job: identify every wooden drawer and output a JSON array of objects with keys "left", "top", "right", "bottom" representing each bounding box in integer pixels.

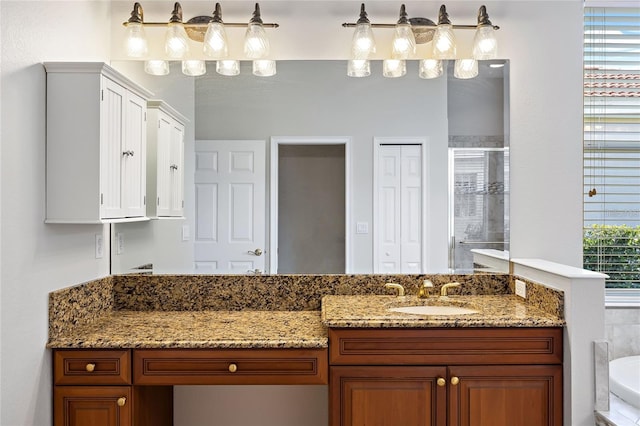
[
  {"left": 329, "top": 328, "right": 563, "bottom": 366},
  {"left": 134, "top": 348, "right": 328, "bottom": 385},
  {"left": 54, "top": 349, "right": 131, "bottom": 385}
]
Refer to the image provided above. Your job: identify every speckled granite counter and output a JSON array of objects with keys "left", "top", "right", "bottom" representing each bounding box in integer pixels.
[
  {"left": 322, "top": 294, "right": 566, "bottom": 328},
  {"left": 47, "top": 273, "right": 564, "bottom": 350},
  {"left": 47, "top": 310, "right": 326, "bottom": 349}
]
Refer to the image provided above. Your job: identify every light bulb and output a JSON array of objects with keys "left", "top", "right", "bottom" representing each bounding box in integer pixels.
[
  {"left": 432, "top": 24, "right": 456, "bottom": 59},
  {"left": 253, "top": 60, "right": 276, "bottom": 76},
  {"left": 244, "top": 23, "right": 270, "bottom": 59},
  {"left": 473, "top": 26, "right": 498, "bottom": 60},
  {"left": 125, "top": 22, "right": 148, "bottom": 58},
  {"left": 419, "top": 59, "right": 443, "bottom": 79},
  {"left": 392, "top": 24, "right": 416, "bottom": 59},
  {"left": 383, "top": 59, "right": 406, "bottom": 78},
  {"left": 182, "top": 60, "right": 206, "bottom": 76},
  {"left": 351, "top": 23, "right": 376, "bottom": 59},
  {"left": 454, "top": 59, "right": 479, "bottom": 79},
  {"left": 165, "top": 23, "right": 189, "bottom": 59},
  {"left": 144, "top": 60, "right": 170, "bottom": 76},
  {"left": 347, "top": 59, "right": 371, "bottom": 77},
  {"left": 204, "top": 22, "right": 228, "bottom": 59},
  {"left": 216, "top": 60, "right": 240, "bottom": 76}
]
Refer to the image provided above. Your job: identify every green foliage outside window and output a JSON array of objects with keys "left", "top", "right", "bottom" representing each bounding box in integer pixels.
[{"left": 584, "top": 225, "right": 640, "bottom": 288}]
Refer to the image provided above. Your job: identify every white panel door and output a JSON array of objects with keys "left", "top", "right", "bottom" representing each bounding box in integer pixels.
[
  {"left": 100, "top": 77, "right": 125, "bottom": 219},
  {"left": 377, "top": 144, "right": 423, "bottom": 273},
  {"left": 194, "top": 140, "right": 266, "bottom": 274},
  {"left": 123, "top": 91, "right": 147, "bottom": 217}
]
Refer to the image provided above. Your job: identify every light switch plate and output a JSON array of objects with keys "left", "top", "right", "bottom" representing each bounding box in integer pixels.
[
  {"left": 95, "top": 234, "right": 103, "bottom": 259},
  {"left": 356, "top": 222, "right": 369, "bottom": 234},
  {"left": 116, "top": 233, "right": 124, "bottom": 255},
  {"left": 515, "top": 279, "right": 527, "bottom": 298}
]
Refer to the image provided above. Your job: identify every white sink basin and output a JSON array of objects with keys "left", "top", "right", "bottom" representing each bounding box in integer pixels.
[{"left": 389, "top": 305, "right": 479, "bottom": 316}]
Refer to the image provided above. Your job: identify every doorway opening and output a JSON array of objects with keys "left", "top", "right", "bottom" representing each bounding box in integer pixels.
[{"left": 270, "top": 137, "right": 351, "bottom": 273}]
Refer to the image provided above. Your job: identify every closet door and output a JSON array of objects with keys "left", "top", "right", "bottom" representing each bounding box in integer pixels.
[{"left": 376, "top": 144, "right": 423, "bottom": 273}]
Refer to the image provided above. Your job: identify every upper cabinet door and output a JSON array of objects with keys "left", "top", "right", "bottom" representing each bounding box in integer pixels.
[
  {"left": 146, "top": 100, "right": 187, "bottom": 218},
  {"left": 122, "top": 91, "right": 147, "bottom": 217},
  {"left": 100, "top": 76, "right": 126, "bottom": 219}
]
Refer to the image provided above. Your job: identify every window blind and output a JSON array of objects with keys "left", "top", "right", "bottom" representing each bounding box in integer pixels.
[{"left": 583, "top": 7, "right": 640, "bottom": 288}]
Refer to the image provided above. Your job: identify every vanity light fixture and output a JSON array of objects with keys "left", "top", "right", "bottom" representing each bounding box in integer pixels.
[
  {"left": 342, "top": 4, "right": 500, "bottom": 78},
  {"left": 253, "top": 59, "right": 277, "bottom": 77},
  {"left": 216, "top": 59, "right": 240, "bottom": 76},
  {"left": 432, "top": 5, "right": 456, "bottom": 59},
  {"left": 123, "top": 2, "right": 279, "bottom": 77},
  {"left": 453, "top": 58, "right": 479, "bottom": 79},
  {"left": 391, "top": 5, "right": 416, "bottom": 59},
  {"left": 347, "top": 59, "right": 371, "bottom": 77},
  {"left": 144, "top": 59, "right": 170, "bottom": 76},
  {"left": 350, "top": 4, "right": 376, "bottom": 59},
  {"left": 383, "top": 59, "right": 406, "bottom": 78}
]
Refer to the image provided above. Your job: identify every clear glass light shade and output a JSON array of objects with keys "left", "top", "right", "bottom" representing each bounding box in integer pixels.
[
  {"left": 454, "top": 59, "right": 479, "bottom": 79},
  {"left": 432, "top": 24, "right": 456, "bottom": 59},
  {"left": 182, "top": 60, "right": 207, "bottom": 76},
  {"left": 216, "top": 60, "right": 240, "bottom": 76},
  {"left": 383, "top": 59, "right": 406, "bottom": 78},
  {"left": 244, "top": 23, "right": 270, "bottom": 59},
  {"left": 351, "top": 23, "right": 376, "bottom": 59},
  {"left": 253, "top": 60, "right": 276, "bottom": 77},
  {"left": 472, "top": 26, "right": 498, "bottom": 60},
  {"left": 165, "top": 23, "right": 190, "bottom": 59},
  {"left": 347, "top": 59, "right": 371, "bottom": 77},
  {"left": 391, "top": 24, "right": 416, "bottom": 59},
  {"left": 419, "top": 59, "right": 443, "bottom": 79},
  {"left": 125, "top": 23, "right": 148, "bottom": 58},
  {"left": 203, "top": 22, "right": 228, "bottom": 59},
  {"left": 144, "top": 60, "right": 170, "bottom": 76}
]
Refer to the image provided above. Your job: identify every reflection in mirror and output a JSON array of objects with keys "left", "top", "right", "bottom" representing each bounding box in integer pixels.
[{"left": 111, "top": 60, "right": 509, "bottom": 275}]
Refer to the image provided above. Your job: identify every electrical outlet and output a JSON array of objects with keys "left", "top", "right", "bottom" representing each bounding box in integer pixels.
[
  {"left": 515, "top": 279, "right": 527, "bottom": 298},
  {"left": 95, "top": 234, "right": 103, "bottom": 259}
]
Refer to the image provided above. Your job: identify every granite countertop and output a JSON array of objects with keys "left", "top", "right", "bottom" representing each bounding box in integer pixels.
[
  {"left": 47, "top": 274, "right": 565, "bottom": 350},
  {"left": 47, "top": 310, "right": 328, "bottom": 349},
  {"left": 322, "top": 295, "right": 566, "bottom": 328}
]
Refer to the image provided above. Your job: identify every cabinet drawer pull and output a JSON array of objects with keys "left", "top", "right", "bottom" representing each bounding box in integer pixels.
[
  {"left": 85, "top": 363, "right": 96, "bottom": 372},
  {"left": 117, "top": 397, "right": 127, "bottom": 407},
  {"left": 228, "top": 363, "right": 238, "bottom": 373},
  {"left": 451, "top": 376, "right": 460, "bottom": 386},
  {"left": 437, "top": 377, "right": 446, "bottom": 387}
]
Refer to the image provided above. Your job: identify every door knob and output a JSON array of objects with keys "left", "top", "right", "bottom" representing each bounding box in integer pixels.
[
  {"left": 437, "top": 377, "right": 446, "bottom": 387},
  {"left": 117, "top": 397, "right": 126, "bottom": 407},
  {"left": 248, "top": 248, "right": 263, "bottom": 256},
  {"left": 451, "top": 376, "right": 460, "bottom": 385},
  {"left": 85, "top": 363, "right": 96, "bottom": 372}
]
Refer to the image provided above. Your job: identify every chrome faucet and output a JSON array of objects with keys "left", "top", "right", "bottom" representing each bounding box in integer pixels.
[
  {"left": 384, "top": 282, "right": 405, "bottom": 296},
  {"left": 440, "top": 282, "right": 461, "bottom": 296}
]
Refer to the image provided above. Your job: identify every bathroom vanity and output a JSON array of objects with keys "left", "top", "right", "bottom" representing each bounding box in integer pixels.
[{"left": 48, "top": 274, "right": 565, "bottom": 426}]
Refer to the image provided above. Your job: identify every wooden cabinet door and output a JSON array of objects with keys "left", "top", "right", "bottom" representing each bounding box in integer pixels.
[
  {"left": 330, "top": 366, "right": 447, "bottom": 426},
  {"left": 448, "top": 365, "right": 563, "bottom": 426},
  {"left": 54, "top": 386, "right": 131, "bottom": 426}
]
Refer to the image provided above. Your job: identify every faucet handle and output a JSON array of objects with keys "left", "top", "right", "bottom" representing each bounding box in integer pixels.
[
  {"left": 384, "top": 282, "right": 405, "bottom": 297},
  {"left": 440, "top": 282, "right": 462, "bottom": 297}
]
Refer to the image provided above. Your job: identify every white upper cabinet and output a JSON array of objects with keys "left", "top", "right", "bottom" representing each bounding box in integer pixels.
[
  {"left": 44, "top": 62, "right": 153, "bottom": 223},
  {"left": 146, "top": 100, "right": 187, "bottom": 218}
]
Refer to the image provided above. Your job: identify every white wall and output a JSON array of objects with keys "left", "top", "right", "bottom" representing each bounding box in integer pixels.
[
  {"left": 0, "top": 2, "right": 112, "bottom": 425},
  {"left": 0, "top": 1, "right": 585, "bottom": 425}
]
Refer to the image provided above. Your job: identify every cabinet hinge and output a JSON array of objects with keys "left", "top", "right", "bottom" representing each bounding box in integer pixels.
[
  {"left": 100, "top": 193, "right": 103, "bottom": 205},
  {"left": 182, "top": 200, "right": 184, "bottom": 208},
  {"left": 144, "top": 112, "right": 147, "bottom": 121},
  {"left": 101, "top": 90, "right": 104, "bottom": 101},
  {"left": 143, "top": 195, "right": 146, "bottom": 206},
  {"left": 157, "top": 197, "right": 160, "bottom": 206}
]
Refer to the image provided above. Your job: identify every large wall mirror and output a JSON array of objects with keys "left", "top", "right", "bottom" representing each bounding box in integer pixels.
[{"left": 110, "top": 59, "right": 509, "bottom": 275}]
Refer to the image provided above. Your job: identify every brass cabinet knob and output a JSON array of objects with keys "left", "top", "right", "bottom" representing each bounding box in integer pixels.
[
  {"left": 437, "top": 377, "right": 446, "bottom": 387},
  {"left": 228, "top": 363, "right": 238, "bottom": 373},
  {"left": 117, "top": 397, "right": 126, "bottom": 407},
  {"left": 85, "top": 363, "right": 96, "bottom": 372},
  {"left": 451, "top": 376, "right": 460, "bottom": 385}
]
